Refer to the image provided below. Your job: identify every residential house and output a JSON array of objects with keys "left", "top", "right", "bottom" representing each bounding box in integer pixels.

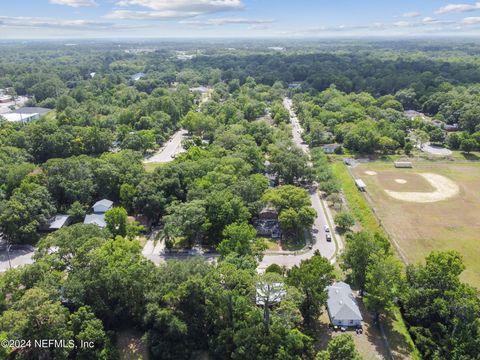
[
  {"left": 83, "top": 214, "right": 107, "bottom": 228},
  {"left": 40, "top": 215, "right": 71, "bottom": 232},
  {"left": 326, "top": 282, "right": 363, "bottom": 328},
  {"left": 92, "top": 199, "right": 113, "bottom": 214}
]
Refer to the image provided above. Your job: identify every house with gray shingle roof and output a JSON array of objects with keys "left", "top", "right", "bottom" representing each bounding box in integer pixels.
[
  {"left": 92, "top": 199, "right": 113, "bottom": 214},
  {"left": 326, "top": 282, "right": 363, "bottom": 328},
  {"left": 83, "top": 214, "right": 107, "bottom": 228}
]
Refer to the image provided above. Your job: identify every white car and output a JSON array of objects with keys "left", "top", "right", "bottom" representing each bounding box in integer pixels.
[{"left": 324, "top": 225, "right": 330, "bottom": 233}]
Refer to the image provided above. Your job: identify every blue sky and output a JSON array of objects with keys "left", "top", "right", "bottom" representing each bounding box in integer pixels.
[{"left": 2, "top": 0, "right": 480, "bottom": 38}]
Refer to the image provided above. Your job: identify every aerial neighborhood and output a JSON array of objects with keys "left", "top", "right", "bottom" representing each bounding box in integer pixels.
[{"left": 0, "top": 2, "right": 479, "bottom": 359}]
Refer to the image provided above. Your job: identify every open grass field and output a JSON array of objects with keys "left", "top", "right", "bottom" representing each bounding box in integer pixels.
[{"left": 352, "top": 161, "right": 480, "bottom": 288}]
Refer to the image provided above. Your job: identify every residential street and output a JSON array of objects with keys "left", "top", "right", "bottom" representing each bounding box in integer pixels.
[
  {"left": 143, "top": 129, "right": 188, "bottom": 164},
  {"left": 257, "top": 98, "right": 339, "bottom": 272}
]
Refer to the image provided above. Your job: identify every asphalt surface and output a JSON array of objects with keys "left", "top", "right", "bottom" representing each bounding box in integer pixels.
[
  {"left": 0, "top": 245, "right": 35, "bottom": 272},
  {"left": 143, "top": 129, "right": 188, "bottom": 164},
  {"left": 420, "top": 142, "right": 453, "bottom": 156},
  {"left": 257, "top": 98, "right": 338, "bottom": 272}
]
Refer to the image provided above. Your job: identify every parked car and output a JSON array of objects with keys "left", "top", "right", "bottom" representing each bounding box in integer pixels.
[
  {"left": 326, "top": 233, "right": 332, "bottom": 242},
  {"left": 324, "top": 225, "right": 330, "bottom": 233}
]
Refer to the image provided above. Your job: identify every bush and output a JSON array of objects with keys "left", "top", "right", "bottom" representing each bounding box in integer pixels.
[{"left": 334, "top": 212, "right": 355, "bottom": 232}]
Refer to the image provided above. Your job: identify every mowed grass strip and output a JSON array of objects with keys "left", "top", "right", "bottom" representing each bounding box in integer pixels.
[
  {"left": 331, "top": 160, "right": 420, "bottom": 360},
  {"left": 331, "top": 162, "right": 383, "bottom": 234}
]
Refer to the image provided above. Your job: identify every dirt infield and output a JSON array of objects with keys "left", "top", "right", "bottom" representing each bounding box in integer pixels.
[
  {"left": 352, "top": 162, "right": 480, "bottom": 287},
  {"left": 385, "top": 173, "right": 460, "bottom": 203}
]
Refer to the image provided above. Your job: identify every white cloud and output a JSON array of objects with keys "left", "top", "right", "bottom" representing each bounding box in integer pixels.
[
  {"left": 393, "top": 21, "right": 410, "bottom": 27},
  {"left": 49, "top": 0, "right": 98, "bottom": 7},
  {"left": 435, "top": 2, "right": 480, "bottom": 14},
  {"left": 402, "top": 12, "right": 420, "bottom": 18},
  {"left": 107, "top": 0, "right": 243, "bottom": 19},
  {"left": 462, "top": 16, "right": 480, "bottom": 24},
  {"left": 0, "top": 16, "right": 131, "bottom": 30},
  {"left": 181, "top": 17, "right": 274, "bottom": 26}
]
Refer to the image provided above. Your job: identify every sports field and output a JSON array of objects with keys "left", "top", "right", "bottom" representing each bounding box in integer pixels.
[{"left": 352, "top": 161, "right": 480, "bottom": 288}]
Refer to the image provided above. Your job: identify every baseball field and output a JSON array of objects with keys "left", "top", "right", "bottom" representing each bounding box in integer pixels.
[{"left": 351, "top": 161, "right": 480, "bottom": 288}]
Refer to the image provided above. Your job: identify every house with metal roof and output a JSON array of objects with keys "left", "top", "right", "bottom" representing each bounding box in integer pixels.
[
  {"left": 92, "top": 199, "right": 113, "bottom": 214},
  {"left": 83, "top": 214, "right": 107, "bottom": 228},
  {"left": 326, "top": 282, "right": 363, "bottom": 328},
  {"left": 40, "top": 215, "right": 71, "bottom": 232}
]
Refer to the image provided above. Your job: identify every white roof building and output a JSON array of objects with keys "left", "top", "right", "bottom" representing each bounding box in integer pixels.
[
  {"left": 1, "top": 112, "right": 39, "bottom": 123},
  {"left": 326, "top": 282, "right": 363, "bottom": 328},
  {"left": 92, "top": 199, "right": 113, "bottom": 214},
  {"left": 40, "top": 215, "right": 71, "bottom": 231},
  {"left": 84, "top": 214, "right": 107, "bottom": 228}
]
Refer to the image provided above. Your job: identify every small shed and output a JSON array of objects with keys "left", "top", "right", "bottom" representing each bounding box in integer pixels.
[
  {"left": 394, "top": 161, "right": 413, "bottom": 168},
  {"left": 92, "top": 199, "right": 113, "bottom": 214},
  {"left": 354, "top": 179, "right": 366, "bottom": 192},
  {"left": 326, "top": 282, "right": 363, "bottom": 328}
]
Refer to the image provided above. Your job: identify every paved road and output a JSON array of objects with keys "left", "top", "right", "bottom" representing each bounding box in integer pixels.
[
  {"left": 0, "top": 245, "right": 35, "bottom": 272},
  {"left": 420, "top": 142, "right": 452, "bottom": 156},
  {"left": 257, "top": 98, "right": 338, "bottom": 272},
  {"left": 143, "top": 129, "right": 188, "bottom": 164}
]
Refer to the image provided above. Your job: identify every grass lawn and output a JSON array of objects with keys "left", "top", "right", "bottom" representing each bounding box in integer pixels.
[
  {"left": 331, "top": 162, "right": 383, "bottom": 234},
  {"left": 352, "top": 161, "right": 480, "bottom": 287},
  {"left": 281, "top": 230, "right": 310, "bottom": 251},
  {"left": 330, "top": 160, "right": 420, "bottom": 359},
  {"left": 264, "top": 238, "right": 281, "bottom": 251},
  {"left": 143, "top": 162, "right": 163, "bottom": 173}
]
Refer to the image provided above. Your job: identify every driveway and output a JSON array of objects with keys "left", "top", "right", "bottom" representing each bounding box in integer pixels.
[
  {"left": 0, "top": 245, "right": 35, "bottom": 272},
  {"left": 143, "top": 129, "right": 188, "bottom": 164},
  {"left": 420, "top": 143, "right": 452, "bottom": 156}
]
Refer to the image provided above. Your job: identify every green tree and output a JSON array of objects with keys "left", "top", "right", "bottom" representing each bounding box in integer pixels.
[
  {"left": 402, "top": 251, "right": 480, "bottom": 359},
  {"left": 364, "top": 256, "right": 403, "bottom": 320},
  {"left": 70, "top": 306, "right": 111, "bottom": 360},
  {"left": 287, "top": 253, "right": 335, "bottom": 324},
  {"left": 334, "top": 212, "right": 355, "bottom": 232},
  {"left": 163, "top": 200, "right": 208, "bottom": 246},
  {"left": 217, "top": 222, "right": 266, "bottom": 260},
  {"left": 460, "top": 138, "right": 476, "bottom": 154},
  {"left": 316, "top": 334, "right": 362, "bottom": 360},
  {"left": 105, "top": 207, "right": 128, "bottom": 237},
  {"left": 67, "top": 201, "right": 87, "bottom": 223},
  {"left": 0, "top": 288, "right": 73, "bottom": 359},
  {"left": 0, "top": 182, "right": 56, "bottom": 243},
  {"left": 341, "top": 231, "right": 391, "bottom": 290}
]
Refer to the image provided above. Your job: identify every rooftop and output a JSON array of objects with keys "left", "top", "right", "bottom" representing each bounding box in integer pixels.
[
  {"left": 11, "top": 107, "right": 52, "bottom": 115},
  {"left": 40, "top": 215, "right": 70, "bottom": 231},
  {"left": 84, "top": 213, "right": 106, "bottom": 228},
  {"left": 1, "top": 113, "right": 38, "bottom": 122},
  {"left": 93, "top": 199, "right": 113, "bottom": 209},
  {"left": 327, "top": 282, "right": 363, "bottom": 322}
]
